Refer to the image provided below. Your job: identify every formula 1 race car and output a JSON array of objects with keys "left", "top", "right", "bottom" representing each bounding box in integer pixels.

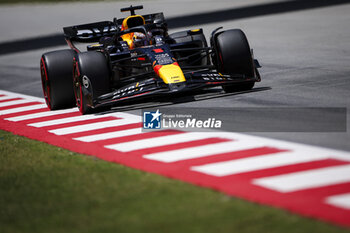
[{"left": 40, "top": 5, "right": 261, "bottom": 114}]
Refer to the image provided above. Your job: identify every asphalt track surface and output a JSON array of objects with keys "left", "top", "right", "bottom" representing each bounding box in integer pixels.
[{"left": 0, "top": 0, "right": 350, "bottom": 152}]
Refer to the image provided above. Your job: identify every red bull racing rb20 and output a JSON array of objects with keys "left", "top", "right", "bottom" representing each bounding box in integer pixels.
[{"left": 40, "top": 5, "right": 261, "bottom": 114}]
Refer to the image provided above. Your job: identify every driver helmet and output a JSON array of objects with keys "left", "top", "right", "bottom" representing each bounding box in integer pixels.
[
  {"left": 132, "top": 32, "right": 148, "bottom": 47},
  {"left": 121, "top": 15, "right": 146, "bottom": 49}
]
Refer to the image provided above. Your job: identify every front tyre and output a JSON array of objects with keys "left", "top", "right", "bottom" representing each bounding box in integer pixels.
[
  {"left": 73, "top": 51, "right": 111, "bottom": 114},
  {"left": 40, "top": 49, "right": 76, "bottom": 110},
  {"left": 213, "top": 29, "right": 255, "bottom": 93}
]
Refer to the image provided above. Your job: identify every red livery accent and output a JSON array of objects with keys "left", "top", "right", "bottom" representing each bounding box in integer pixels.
[
  {"left": 40, "top": 57, "right": 51, "bottom": 110},
  {"left": 153, "top": 65, "right": 162, "bottom": 75},
  {"left": 153, "top": 48, "right": 164, "bottom": 53}
]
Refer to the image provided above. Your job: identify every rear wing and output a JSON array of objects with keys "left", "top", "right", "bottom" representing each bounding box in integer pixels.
[
  {"left": 63, "top": 13, "right": 166, "bottom": 43},
  {"left": 63, "top": 21, "right": 117, "bottom": 43}
]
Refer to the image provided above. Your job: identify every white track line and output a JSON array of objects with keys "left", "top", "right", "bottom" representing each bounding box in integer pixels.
[
  {"left": 0, "top": 104, "right": 47, "bottom": 115},
  {"left": 0, "top": 96, "right": 19, "bottom": 101},
  {"left": 190, "top": 151, "right": 329, "bottom": 177},
  {"left": 5, "top": 108, "right": 78, "bottom": 122},
  {"left": 111, "top": 112, "right": 142, "bottom": 122},
  {"left": 0, "top": 99, "right": 33, "bottom": 107},
  {"left": 0, "top": 90, "right": 44, "bottom": 102},
  {"left": 144, "top": 140, "right": 265, "bottom": 163},
  {"left": 28, "top": 114, "right": 113, "bottom": 127},
  {"left": 326, "top": 193, "right": 350, "bottom": 210},
  {"left": 49, "top": 119, "right": 139, "bottom": 135},
  {"left": 253, "top": 164, "right": 350, "bottom": 193},
  {"left": 74, "top": 127, "right": 144, "bottom": 142},
  {"left": 105, "top": 132, "right": 222, "bottom": 152},
  {"left": 214, "top": 132, "right": 350, "bottom": 163}
]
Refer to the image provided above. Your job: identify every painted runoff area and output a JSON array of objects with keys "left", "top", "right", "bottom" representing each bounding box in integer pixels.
[{"left": 0, "top": 90, "right": 349, "bottom": 227}]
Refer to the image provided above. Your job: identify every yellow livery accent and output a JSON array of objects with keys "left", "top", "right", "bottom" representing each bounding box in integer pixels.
[
  {"left": 122, "top": 15, "right": 145, "bottom": 30},
  {"left": 121, "top": 33, "right": 134, "bottom": 48},
  {"left": 121, "top": 15, "right": 146, "bottom": 49},
  {"left": 156, "top": 63, "right": 186, "bottom": 84}
]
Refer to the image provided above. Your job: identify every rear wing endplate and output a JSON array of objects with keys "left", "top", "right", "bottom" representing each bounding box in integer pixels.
[
  {"left": 63, "top": 21, "right": 117, "bottom": 43},
  {"left": 63, "top": 13, "right": 165, "bottom": 43}
]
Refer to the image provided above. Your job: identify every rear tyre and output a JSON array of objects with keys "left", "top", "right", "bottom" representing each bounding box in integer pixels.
[
  {"left": 73, "top": 51, "right": 110, "bottom": 114},
  {"left": 40, "top": 49, "right": 76, "bottom": 110},
  {"left": 213, "top": 29, "right": 255, "bottom": 93}
]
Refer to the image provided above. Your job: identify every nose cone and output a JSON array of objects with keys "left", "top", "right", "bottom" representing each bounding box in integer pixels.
[
  {"left": 168, "top": 82, "right": 187, "bottom": 92},
  {"left": 154, "top": 62, "right": 186, "bottom": 84}
]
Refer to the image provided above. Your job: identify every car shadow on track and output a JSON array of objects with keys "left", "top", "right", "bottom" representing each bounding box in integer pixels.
[{"left": 97, "top": 86, "right": 271, "bottom": 114}]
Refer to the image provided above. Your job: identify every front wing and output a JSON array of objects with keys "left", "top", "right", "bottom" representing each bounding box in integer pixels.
[{"left": 91, "top": 71, "right": 259, "bottom": 108}]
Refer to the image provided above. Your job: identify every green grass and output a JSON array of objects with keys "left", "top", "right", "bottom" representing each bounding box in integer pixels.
[{"left": 0, "top": 130, "right": 349, "bottom": 233}]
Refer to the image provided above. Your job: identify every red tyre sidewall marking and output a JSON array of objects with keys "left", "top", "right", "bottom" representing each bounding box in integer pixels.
[
  {"left": 40, "top": 58, "right": 51, "bottom": 110},
  {"left": 78, "top": 84, "right": 84, "bottom": 114}
]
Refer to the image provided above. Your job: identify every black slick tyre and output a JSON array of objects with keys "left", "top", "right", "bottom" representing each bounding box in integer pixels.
[
  {"left": 213, "top": 29, "right": 255, "bottom": 92},
  {"left": 73, "top": 51, "right": 110, "bottom": 114},
  {"left": 40, "top": 49, "right": 76, "bottom": 110}
]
